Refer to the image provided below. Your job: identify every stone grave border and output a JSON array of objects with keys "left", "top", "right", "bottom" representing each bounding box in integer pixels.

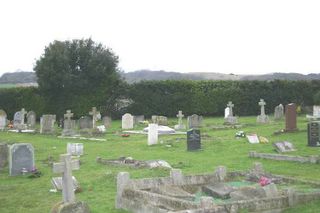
[{"left": 249, "top": 151, "right": 319, "bottom": 164}]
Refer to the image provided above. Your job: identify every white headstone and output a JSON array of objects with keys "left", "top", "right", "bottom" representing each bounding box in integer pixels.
[
  {"left": 313, "top": 105, "right": 320, "bottom": 118},
  {"left": 257, "top": 99, "right": 269, "bottom": 123},
  {"left": 224, "top": 107, "right": 230, "bottom": 118},
  {"left": 67, "top": 143, "right": 84, "bottom": 156},
  {"left": 0, "top": 109, "right": 7, "bottom": 130},
  {"left": 122, "top": 113, "right": 133, "bottom": 129},
  {"left": 148, "top": 124, "right": 158, "bottom": 145},
  {"left": 174, "top": 110, "right": 186, "bottom": 130}
]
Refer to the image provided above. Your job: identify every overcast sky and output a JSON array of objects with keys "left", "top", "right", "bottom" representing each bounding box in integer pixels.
[{"left": 1, "top": 0, "right": 320, "bottom": 76}]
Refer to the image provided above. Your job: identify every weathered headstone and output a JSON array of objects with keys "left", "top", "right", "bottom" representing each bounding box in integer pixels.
[
  {"left": 187, "top": 114, "right": 203, "bottom": 129},
  {"left": 89, "top": 107, "right": 101, "bottom": 129},
  {"left": 274, "top": 104, "right": 284, "bottom": 120},
  {"left": 257, "top": 99, "right": 269, "bottom": 123},
  {"left": 285, "top": 103, "right": 298, "bottom": 132},
  {"left": 40, "top": 114, "right": 56, "bottom": 134},
  {"left": 9, "top": 143, "right": 34, "bottom": 176},
  {"left": 148, "top": 123, "right": 158, "bottom": 146},
  {"left": 151, "top": 115, "right": 168, "bottom": 125},
  {"left": 273, "top": 141, "right": 296, "bottom": 152},
  {"left": 187, "top": 129, "right": 201, "bottom": 151},
  {"left": 67, "top": 143, "right": 84, "bottom": 156},
  {"left": 51, "top": 176, "right": 79, "bottom": 192},
  {"left": 224, "top": 101, "right": 238, "bottom": 125},
  {"left": 14, "top": 108, "right": 27, "bottom": 130},
  {"left": 0, "top": 109, "right": 7, "bottom": 130},
  {"left": 27, "top": 111, "right": 36, "bottom": 129},
  {"left": 307, "top": 121, "right": 320, "bottom": 147},
  {"left": 133, "top": 115, "right": 145, "bottom": 124},
  {"left": 122, "top": 113, "right": 133, "bottom": 129},
  {"left": 0, "top": 143, "right": 8, "bottom": 170},
  {"left": 79, "top": 116, "right": 92, "bottom": 130},
  {"left": 174, "top": 110, "right": 186, "bottom": 130},
  {"left": 102, "top": 116, "right": 112, "bottom": 128},
  {"left": 62, "top": 110, "right": 76, "bottom": 136}
]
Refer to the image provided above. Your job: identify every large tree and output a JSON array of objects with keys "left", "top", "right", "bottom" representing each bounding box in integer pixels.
[{"left": 34, "top": 38, "right": 123, "bottom": 117}]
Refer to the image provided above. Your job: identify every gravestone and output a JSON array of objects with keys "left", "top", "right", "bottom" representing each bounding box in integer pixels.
[
  {"left": 224, "top": 101, "right": 238, "bottom": 125},
  {"left": 102, "top": 116, "right": 112, "bottom": 128},
  {"left": 285, "top": 103, "right": 298, "bottom": 132},
  {"left": 79, "top": 116, "right": 92, "bottom": 130},
  {"left": 148, "top": 123, "right": 158, "bottom": 145},
  {"left": 51, "top": 176, "right": 79, "bottom": 192},
  {"left": 224, "top": 107, "right": 230, "bottom": 118},
  {"left": 187, "top": 129, "right": 201, "bottom": 151},
  {"left": 0, "top": 109, "right": 7, "bottom": 130},
  {"left": 122, "top": 113, "right": 133, "bottom": 129},
  {"left": 174, "top": 110, "right": 186, "bottom": 130},
  {"left": 187, "top": 114, "right": 203, "bottom": 129},
  {"left": 67, "top": 143, "right": 84, "bottom": 156},
  {"left": 257, "top": 99, "right": 269, "bottom": 123},
  {"left": 307, "top": 121, "right": 320, "bottom": 147},
  {"left": 9, "top": 143, "right": 34, "bottom": 176},
  {"left": 151, "top": 115, "right": 168, "bottom": 125},
  {"left": 62, "top": 110, "right": 76, "bottom": 136},
  {"left": 133, "top": 115, "right": 145, "bottom": 124},
  {"left": 273, "top": 141, "right": 296, "bottom": 152},
  {"left": 40, "top": 114, "right": 56, "bottom": 134},
  {"left": 89, "top": 107, "right": 101, "bottom": 129},
  {"left": 313, "top": 105, "right": 320, "bottom": 118},
  {"left": 143, "top": 125, "right": 175, "bottom": 134},
  {"left": 14, "top": 108, "right": 27, "bottom": 130},
  {"left": 274, "top": 104, "right": 284, "bottom": 120},
  {"left": 0, "top": 143, "right": 8, "bottom": 170},
  {"left": 27, "top": 111, "right": 36, "bottom": 129}
]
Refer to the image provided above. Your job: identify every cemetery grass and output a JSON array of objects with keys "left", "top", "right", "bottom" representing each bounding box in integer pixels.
[{"left": 0, "top": 116, "right": 320, "bottom": 213}]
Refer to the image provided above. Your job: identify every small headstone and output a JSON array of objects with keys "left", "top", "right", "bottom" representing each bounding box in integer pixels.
[
  {"left": 51, "top": 176, "right": 79, "bottom": 191},
  {"left": 9, "top": 143, "right": 35, "bottom": 176},
  {"left": 40, "top": 114, "right": 56, "bottom": 134},
  {"left": 187, "top": 129, "right": 201, "bottom": 151},
  {"left": 147, "top": 123, "right": 158, "bottom": 145},
  {"left": 187, "top": 114, "right": 203, "bottom": 129},
  {"left": 273, "top": 141, "right": 295, "bottom": 153},
  {"left": 247, "top": 134, "right": 260, "bottom": 144},
  {"left": 307, "top": 121, "right": 320, "bottom": 147},
  {"left": 102, "top": 116, "right": 112, "bottom": 128},
  {"left": 0, "top": 109, "right": 7, "bottom": 130},
  {"left": 224, "top": 101, "right": 238, "bottom": 125},
  {"left": 0, "top": 143, "right": 8, "bottom": 170},
  {"left": 285, "top": 103, "right": 298, "bottom": 132},
  {"left": 257, "top": 99, "right": 269, "bottom": 123},
  {"left": 79, "top": 116, "right": 92, "bottom": 130},
  {"left": 121, "top": 113, "right": 133, "bottom": 129},
  {"left": 274, "top": 104, "right": 284, "bottom": 120},
  {"left": 67, "top": 143, "right": 84, "bottom": 156},
  {"left": 27, "top": 111, "right": 36, "bottom": 129},
  {"left": 133, "top": 115, "right": 145, "bottom": 124},
  {"left": 174, "top": 110, "right": 186, "bottom": 130},
  {"left": 151, "top": 115, "right": 168, "bottom": 125},
  {"left": 214, "top": 166, "right": 227, "bottom": 181},
  {"left": 62, "top": 110, "right": 76, "bottom": 136}
]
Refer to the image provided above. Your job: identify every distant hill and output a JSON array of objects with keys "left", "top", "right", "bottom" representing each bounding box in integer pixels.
[{"left": 1, "top": 70, "right": 320, "bottom": 85}]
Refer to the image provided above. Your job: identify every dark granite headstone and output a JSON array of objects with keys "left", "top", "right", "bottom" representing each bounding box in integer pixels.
[
  {"left": 187, "top": 129, "right": 201, "bottom": 151},
  {"left": 9, "top": 143, "right": 34, "bottom": 176},
  {"left": 285, "top": 103, "right": 298, "bottom": 132},
  {"left": 308, "top": 121, "right": 320, "bottom": 147}
]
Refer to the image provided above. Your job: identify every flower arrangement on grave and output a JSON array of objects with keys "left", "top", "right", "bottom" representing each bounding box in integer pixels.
[{"left": 28, "top": 167, "right": 42, "bottom": 178}]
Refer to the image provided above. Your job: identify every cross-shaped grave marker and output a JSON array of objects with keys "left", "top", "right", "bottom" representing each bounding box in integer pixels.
[
  {"left": 176, "top": 110, "right": 184, "bottom": 126},
  {"left": 20, "top": 108, "right": 27, "bottom": 125},
  {"left": 52, "top": 154, "right": 80, "bottom": 203},
  {"left": 89, "top": 107, "right": 100, "bottom": 129},
  {"left": 227, "top": 101, "right": 234, "bottom": 117},
  {"left": 64, "top": 110, "right": 74, "bottom": 121},
  {"left": 258, "top": 99, "right": 266, "bottom": 116}
]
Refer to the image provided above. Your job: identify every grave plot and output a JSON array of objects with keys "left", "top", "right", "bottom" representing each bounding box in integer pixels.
[{"left": 116, "top": 163, "right": 320, "bottom": 213}]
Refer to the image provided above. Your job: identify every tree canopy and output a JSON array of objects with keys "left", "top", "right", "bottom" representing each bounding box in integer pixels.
[{"left": 34, "top": 38, "right": 123, "bottom": 117}]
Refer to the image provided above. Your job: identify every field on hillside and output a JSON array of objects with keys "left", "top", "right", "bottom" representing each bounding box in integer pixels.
[{"left": 0, "top": 116, "right": 320, "bottom": 213}]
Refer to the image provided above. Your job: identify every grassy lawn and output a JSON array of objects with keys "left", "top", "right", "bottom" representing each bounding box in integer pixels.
[
  {"left": 0, "top": 84, "right": 17, "bottom": 88},
  {"left": 0, "top": 115, "right": 319, "bottom": 212}
]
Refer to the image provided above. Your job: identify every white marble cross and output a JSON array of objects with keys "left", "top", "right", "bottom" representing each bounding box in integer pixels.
[
  {"left": 52, "top": 154, "right": 80, "bottom": 203},
  {"left": 20, "top": 108, "right": 27, "bottom": 125},
  {"left": 227, "top": 101, "right": 234, "bottom": 117},
  {"left": 176, "top": 110, "right": 184, "bottom": 125},
  {"left": 64, "top": 110, "right": 74, "bottom": 121},
  {"left": 258, "top": 99, "right": 266, "bottom": 116},
  {"left": 89, "top": 107, "right": 100, "bottom": 129}
]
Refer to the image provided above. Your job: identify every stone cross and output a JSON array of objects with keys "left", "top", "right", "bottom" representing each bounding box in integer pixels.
[
  {"left": 20, "top": 108, "right": 27, "bottom": 125},
  {"left": 176, "top": 111, "right": 184, "bottom": 126},
  {"left": 89, "top": 107, "right": 99, "bottom": 129},
  {"left": 258, "top": 99, "right": 266, "bottom": 116},
  {"left": 52, "top": 154, "right": 80, "bottom": 203},
  {"left": 64, "top": 110, "right": 74, "bottom": 121},
  {"left": 227, "top": 101, "right": 234, "bottom": 117}
]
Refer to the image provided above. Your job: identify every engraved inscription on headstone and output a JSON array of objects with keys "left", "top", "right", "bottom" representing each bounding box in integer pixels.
[
  {"left": 187, "top": 129, "right": 201, "bottom": 151},
  {"left": 9, "top": 143, "right": 35, "bottom": 176},
  {"left": 308, "top": 121, "right": 320, "bottom": 147}
]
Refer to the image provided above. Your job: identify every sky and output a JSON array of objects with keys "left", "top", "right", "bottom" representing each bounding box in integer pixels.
[{"left": 1, "top": 0, "right": 320, "bottom": 76}]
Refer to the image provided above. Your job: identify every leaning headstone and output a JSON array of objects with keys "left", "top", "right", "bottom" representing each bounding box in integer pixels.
[
  {"left": 187, "top": 129, "right": 201, "bottom": 151},
  {"left": 122, "top": 113, "right": 134, "bottom": 129},
  {"left": 274, "top": 104, "right": 284, "bottom": 120},
  {"left": 307, "top": 121, "right": 320, "bottom": 147},
  {"left": 40, "top": 114, "right": 56, "bottom": 134},
  {"left": 133, "top": 115, "right": 145, "bottom": 124},
  {"left": 9, "top": 143, "right": 35, "bottom": 176},
  {"left": 0, "top": 109, "right": 7, "bottom": 130},
  {"left": 0, "top": 143, "right": 8, "bottom": 170},
  {"left": 62, "top": 110, "right": 76, "bottom": 136},
  {"left": 27, "top": 111, "right": 36, "bottom": 129},
  {"left": 257, "top": 99, "right": 269, "bottom": 123},
  {"left": 224, "top": 101, "right": 238, "bottom": 125},
  {"left": 285, "top": 103, "right": 298, "bottom": 132},
  {"left": 174, "top": 110, "right": 186, "bottom": 130},
  {"left": 148, "top": 123, "right": 158, "bottom": 146},
  {"left": 102, "top": 116, "right": 112, "bottom": 128},
  {"left": 67, "top": 143, "right": 84, "bottom": 156},
  {"left": 187, "top": 114, "right": 203, "bottom": 129},
  {"left": 273, "top": 141, "right": 296, "bottom": 152},
  {"left": 151, "top": 115, "right": 168, "bottom": 125}
]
